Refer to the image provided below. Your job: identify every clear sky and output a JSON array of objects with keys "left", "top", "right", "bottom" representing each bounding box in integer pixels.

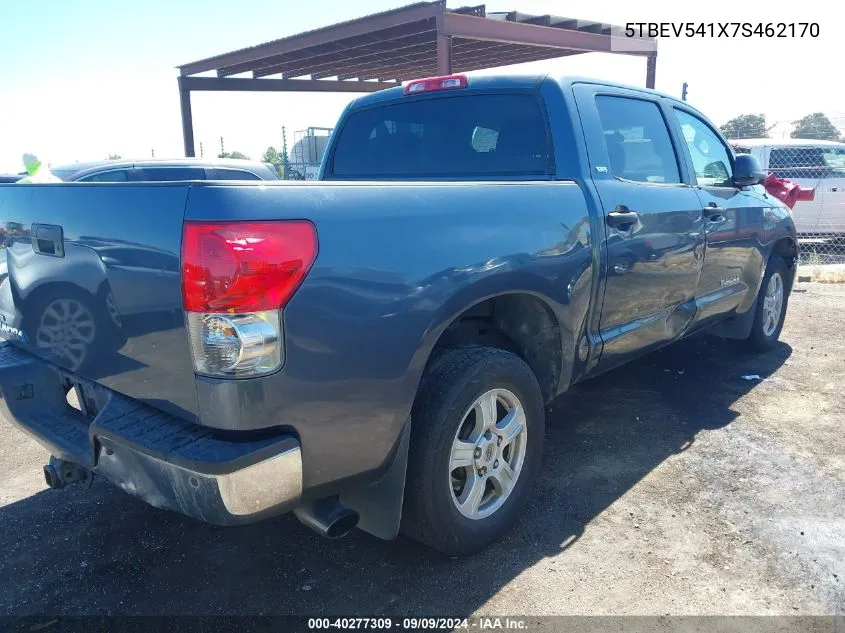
[{"left": 1, "top": 0, "right": 841, "bottom": 172}]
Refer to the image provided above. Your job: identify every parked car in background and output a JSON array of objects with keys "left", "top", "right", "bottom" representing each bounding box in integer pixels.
[
  {"left": 730, "top": 138, "right": 845, "bottom": 236},
  {"left": 48, "top": 158, "right": 280, "bottom": 182}
]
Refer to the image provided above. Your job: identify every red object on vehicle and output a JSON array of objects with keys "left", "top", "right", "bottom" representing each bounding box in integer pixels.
[
  {"left": 764, "top": 173, "right": 815, "bottom": 210},
  {"left": 181, "top": 220, "right": 317, "bottom": 313}
]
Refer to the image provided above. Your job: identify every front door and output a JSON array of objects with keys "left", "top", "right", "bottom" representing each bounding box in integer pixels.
[
  {"left": 669, "top": 107, "right": 766, "bottom": 325},
  {"left": 574, "top": 86, "right": 706, "bottom": 372}
]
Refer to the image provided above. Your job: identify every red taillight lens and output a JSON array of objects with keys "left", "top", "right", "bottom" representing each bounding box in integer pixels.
[
  {"left": 404, "top": 74, "right": 468, "bottom": 95},
  {"left": 181, "top": 220, "right": 317, "bottom": 313}
]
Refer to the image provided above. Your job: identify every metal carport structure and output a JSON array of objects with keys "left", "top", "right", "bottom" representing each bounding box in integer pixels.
[{"left": 176, "top": 1, "right": 657, "bottom": 157}]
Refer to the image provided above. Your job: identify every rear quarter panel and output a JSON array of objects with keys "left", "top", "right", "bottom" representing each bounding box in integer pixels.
[{"left": 186, "top": 181, "right": 595, "bottom": 491}]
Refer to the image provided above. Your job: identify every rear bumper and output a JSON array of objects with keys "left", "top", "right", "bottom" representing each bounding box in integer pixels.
[{"left": 0, "top": 342, "right": 302, "bottom": 525}]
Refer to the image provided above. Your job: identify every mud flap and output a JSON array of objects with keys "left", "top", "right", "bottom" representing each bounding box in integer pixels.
[
  {"left": 708, "top": 295, "right": 758, "bottom": 340},
  {"left": 340, "top": 418, "right": 411, "bottom": 540}
]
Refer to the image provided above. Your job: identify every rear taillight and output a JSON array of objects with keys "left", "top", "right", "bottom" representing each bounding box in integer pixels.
[
  {"left": 404, "top": 74, "right": 468, "bottom": 95},
  {"left": 181, "top": 220, "right": 317, "bottom": 378}
]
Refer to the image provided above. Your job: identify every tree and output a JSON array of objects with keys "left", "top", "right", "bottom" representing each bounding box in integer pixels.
[
  {"left": 791, "top": 112, "right": 843, "bottom": 141},
  {"left": 719, "top": 114, "right": 770, "bottom": 139},
  {"left": 218, "top": 150, "right": 250, "bottom": 160},
  {"left": 107, "top": 153, "right": 122, "bottom": 160},
  {"left": 261, "top": 146, "right": 284, "bottom": 178}
]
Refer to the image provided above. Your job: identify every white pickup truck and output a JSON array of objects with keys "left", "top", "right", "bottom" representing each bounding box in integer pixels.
[{"left": 730, "top": 138, "right": 845, "bottom": 236}]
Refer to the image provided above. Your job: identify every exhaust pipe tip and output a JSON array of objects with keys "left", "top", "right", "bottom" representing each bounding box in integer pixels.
[
  {"left": 43, "top": 457, "right": 91, "bottom": 490},
  {"left": 323, "top": 509, "right": 360, "bottom": 539},
  {"left": 43, "top": 463, "right": 63, "bottom": 489},
  {"left": 294, "top": 497, "right": 360, "bottom": 539}
]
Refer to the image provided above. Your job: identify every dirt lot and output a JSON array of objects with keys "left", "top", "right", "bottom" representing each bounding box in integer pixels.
[{"left": 1, "top": 283, "right": 843, "bottom": 618}]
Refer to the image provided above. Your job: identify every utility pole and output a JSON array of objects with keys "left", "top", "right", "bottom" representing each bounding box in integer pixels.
[
  {"left": 220, "top": 136, "right": 225, "bottom": 157},
  {"left": 199, "top": 142, "right": 204, "bottom": 158},
  {"left": 151, "top": 148, "right": 155, "bottom": 158},
  {"left": 681, "top": 82, "right": 689, "bottom": 101}
]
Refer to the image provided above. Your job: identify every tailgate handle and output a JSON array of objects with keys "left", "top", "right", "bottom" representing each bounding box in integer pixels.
[{"left": 32, "top": 223, "right": 65, "bottom": 258}]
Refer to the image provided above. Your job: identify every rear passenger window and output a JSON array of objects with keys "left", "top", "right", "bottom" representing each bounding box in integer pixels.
[
  {"left": 329, "top": 93, "right": 553, "bottom": 178},
  {"left": 595, "top": 96, "right": 681, "bottom": 184},
  {"left": 215, "top": 168, "right": 261, "bottom": 180},
  {"left": 137, "top": 167, "right": 206, "bottom": 181}
]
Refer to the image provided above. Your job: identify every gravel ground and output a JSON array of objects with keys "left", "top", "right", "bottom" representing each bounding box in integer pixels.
[{"left": 0, "top": 283, "right": 843, "bottom": 618}]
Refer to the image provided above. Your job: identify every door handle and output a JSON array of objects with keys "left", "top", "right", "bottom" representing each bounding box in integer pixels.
[
  {"left": 606, "top": 206, "right": 639, "bottom": 229},
  {"left": 702, "top": 203, "right": 726, "bottom": 220}
]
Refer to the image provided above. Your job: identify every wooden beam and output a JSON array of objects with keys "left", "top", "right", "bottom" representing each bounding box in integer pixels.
[
  {"left": 177, "top": 77, "right": 195, "bottom": 157},
  {"left": 441, "top": 11, "right": 655, "bottom": 56},
  {"left": 179, "top": 77, "right": 400, "bottom": 93},
  {"left": 646, "top": 53, "right": 657, "bottom": 89},
  {"left": 179, "top": 1, "right": 445, "bottom": 76},
  {"left": 436, "top": 34, "right": 453, "bottom": 75}
]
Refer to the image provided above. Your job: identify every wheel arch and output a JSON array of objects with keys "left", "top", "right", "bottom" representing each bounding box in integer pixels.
[
  {"left": 768, "top": 235, "right": 798, "bottom": 292},
  {"left": 408, "top": 282, "right": 567, "bottom": 406}
]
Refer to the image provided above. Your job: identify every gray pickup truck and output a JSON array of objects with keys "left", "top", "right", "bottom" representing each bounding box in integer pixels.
[{"left": 0, "top": 75, "right": 796, "bottom": 556}]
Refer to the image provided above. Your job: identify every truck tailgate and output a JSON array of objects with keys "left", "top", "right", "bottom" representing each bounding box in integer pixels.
[{"left": 0, "top": 183, "right": 198, "bottom": 420}]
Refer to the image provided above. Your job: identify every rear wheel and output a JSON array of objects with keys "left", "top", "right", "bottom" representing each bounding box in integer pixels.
[
  {"left": 744, "top": 255, "right": 790, "bottom": 352},
  {"left": 401, "top": 347, "right": 545, "bottom": 556}
]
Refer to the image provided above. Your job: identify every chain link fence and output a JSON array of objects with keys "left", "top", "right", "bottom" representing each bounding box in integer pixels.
[{"left": 729, "top": 141, "right": 845, "bottom": 267}]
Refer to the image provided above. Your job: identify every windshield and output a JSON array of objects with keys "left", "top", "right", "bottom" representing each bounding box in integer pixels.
[{"left": 822, "top": 146, "right": 845, "bottom": 174}]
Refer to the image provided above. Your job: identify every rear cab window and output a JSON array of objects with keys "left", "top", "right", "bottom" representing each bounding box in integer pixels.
[{"left": 326, "top": 92, "right": 554, "bottom": 179}]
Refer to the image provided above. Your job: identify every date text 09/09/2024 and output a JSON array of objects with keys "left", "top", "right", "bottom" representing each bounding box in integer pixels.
[
  {"left": 625, "top": 22, "right": 819, "bottom": 38},
  {"left": 307, "top": 618, "right": 529, "bottom": 630}
]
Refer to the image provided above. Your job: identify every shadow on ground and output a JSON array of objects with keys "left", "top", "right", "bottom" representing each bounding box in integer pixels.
[{"left": 0, "top": 336, "right": 791, "bottom": 616}]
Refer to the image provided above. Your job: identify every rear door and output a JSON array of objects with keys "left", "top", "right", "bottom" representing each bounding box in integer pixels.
[
  {"left": 669, "top": 106, "right": 765, "bottom": 324},
  {"left": 574, "top": 85, "right": 705, "bottom": 371}
]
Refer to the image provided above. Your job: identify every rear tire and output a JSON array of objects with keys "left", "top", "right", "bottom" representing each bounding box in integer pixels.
[
  {"left": 744, "top": 255, "right": 790, "bottom": 352},
  {"left": 401, "top": 347, "right": 545, "bottom": 556}
]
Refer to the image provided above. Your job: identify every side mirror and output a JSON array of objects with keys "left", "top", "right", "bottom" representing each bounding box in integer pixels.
[{"left": 733, "top": 153, "right": 766, "bottom": 187}]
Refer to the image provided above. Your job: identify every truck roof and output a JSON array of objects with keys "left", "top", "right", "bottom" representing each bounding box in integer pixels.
[{"left": 347, "top": 74, "right": 682, "bottom": 109}]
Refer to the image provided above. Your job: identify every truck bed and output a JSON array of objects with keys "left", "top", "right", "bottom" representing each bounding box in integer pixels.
[{"left": 0, "top": 180, "right": 594, "bottom": 491}]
